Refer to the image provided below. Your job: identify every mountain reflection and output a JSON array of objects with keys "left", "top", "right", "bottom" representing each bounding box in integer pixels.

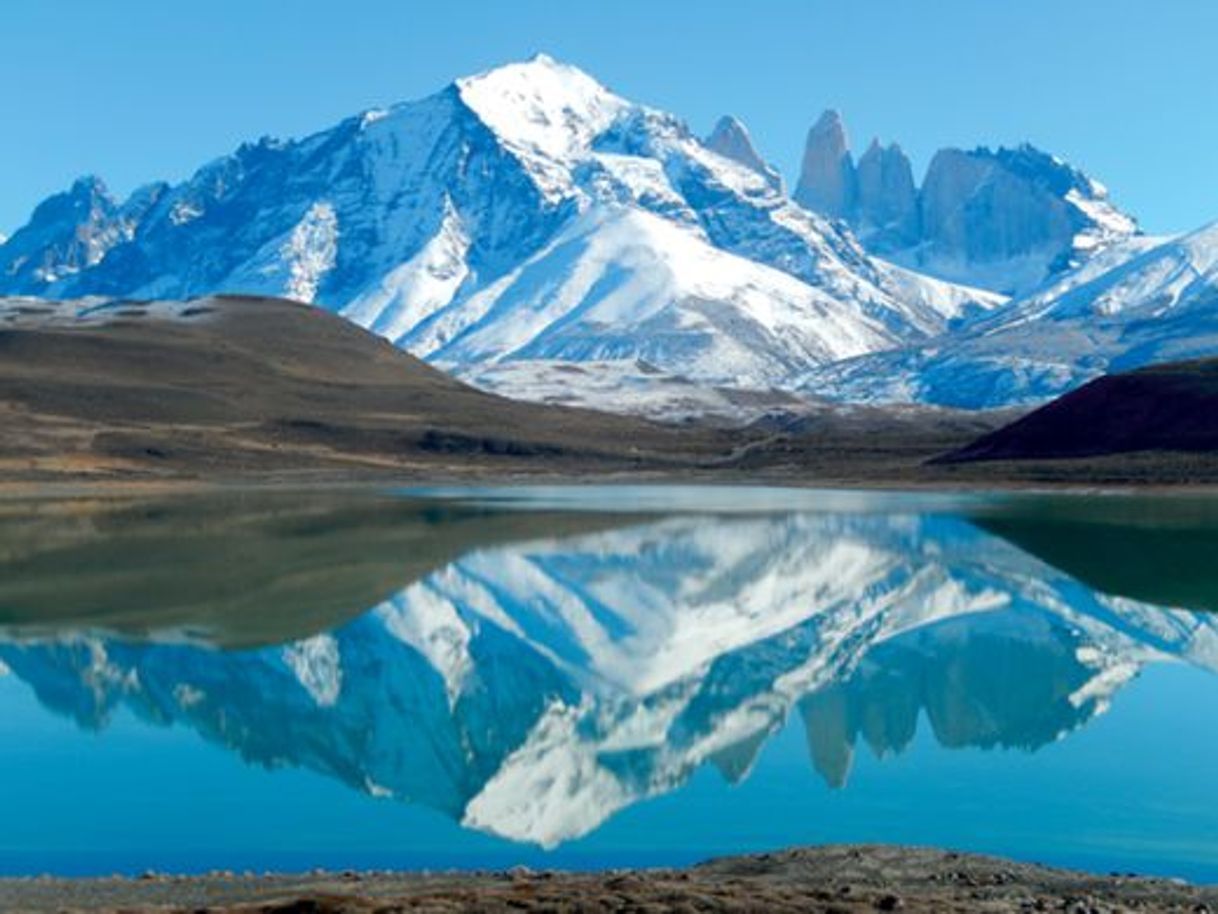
[{"left": 1, "top": 493, "right": 1216, "bottom": 848}]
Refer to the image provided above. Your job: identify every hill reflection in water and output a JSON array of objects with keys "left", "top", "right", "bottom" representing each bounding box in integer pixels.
[{"left": 1, "top": 488, "right": 1216, "bottom": 850}]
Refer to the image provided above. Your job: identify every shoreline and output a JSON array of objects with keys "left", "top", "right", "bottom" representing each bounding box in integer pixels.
[
  {"left": 6, "top": 468, "right": 1218, "bottom": 502},
  {"left": 2, "top": 845, "right": 1215, "bottom": 913}
]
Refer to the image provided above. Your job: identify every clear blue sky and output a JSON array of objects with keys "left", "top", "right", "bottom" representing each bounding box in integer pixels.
[{"left": 2, "top": 0, "right": 1214, "bottom": 236}]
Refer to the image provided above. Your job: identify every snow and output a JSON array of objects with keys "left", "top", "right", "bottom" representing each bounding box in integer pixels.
[
  {"left": 885, "top": 246, "right": 1065, "bottom": 302},
  {"left": 873, "top": 258, "right": 1008, "bottom": 326},
  {"left": 342, "top": 198, "right": 469, "bottom": 340},
  {"left": 423, "top": 513, "right": 996, "bottom": 699},
  {"left": 282, "top": 202, "right": 338, "bottom": 303},
  {"left": 455, "top": 53, "right": 629, "bottom": 198},
  {"left": 1067, "top": 657, "right": 1139, "bottom": 713},
  {"left": 282, "top": 634, "right": 342, "bottom": 707},
  {"left": 173, "top": 683, "right": 205, "bottom": 708},
  {"left": 376, "top": 588, "right": 472, "bottom": 705},
  {"left": 170, "top": 201, "right": 203, "bottom": 226},
  {"left": 1066, "top": 187, "right": 1139, "bottom": 247},
  {"left": 416, "top": 206, "right": 894, "bottom": 389},
  {"left": 459, "top": 358, "right": 814, "bottom": 423},
  {"left": 359, "top": 108, "right": 389, "bottom": 128},
  {"left": 802, "top": 222, "right": 1218, "bottom": 408},
  {"left": 582, "top": 152, "right": 698, "bottom": 223},
  {"left": 0, "top": 295, "right": 221, "bottom": 328},
  {"left": 463, "top": 700, "right": 632, "bottom": 846}
]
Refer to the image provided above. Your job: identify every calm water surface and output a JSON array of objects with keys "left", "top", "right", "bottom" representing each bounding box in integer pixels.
[{"left": 1, "top": 485, "right": 1217, "bottom": 879}]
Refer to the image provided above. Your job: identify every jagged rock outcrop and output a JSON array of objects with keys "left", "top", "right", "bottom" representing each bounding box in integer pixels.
[
  {"left": 703, "top": 115, "right": 782, "bottom": 190},
  {"left": 0, "top": 176, "right": 165, "bottom": 291},
  {"left": 794, "top": 109, "right": 856, "bottom": 220},
  {"left": 792, "top": 110, "right": 1137, "bottom": 294},
  {"left": 855, "top": 139, "right": 919, "bottom": 249},
  {"left": 909, "top": 144, "right": 1136, "bottom": 292}
]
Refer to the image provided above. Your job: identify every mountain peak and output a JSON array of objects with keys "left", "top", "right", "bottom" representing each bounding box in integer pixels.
[
  {"left": 454, "top": 55, "right": 627, "bottom": 164},
  {"left": 0, "top": 173, "right": 129, "bottom": 291},
  {"left": 71, "top": 173, "right": 108, "bottom": 192},
  {"left": 794, "top": 110, "right": 855, "bottom": 219},
  {"left": 854, "top": 141, "right": 918, "bottom": 247},
  {"left": 814, "top": 109, "right": 844, "bottom": 126},
  {"left": 455, "top": 54, "right": 610, "bottom": 103},
  {"left": 789, "top": 109, "right": 1137, "bottom": 292},
  {"left": 710, "top": 113, "right": 747, "bottom": 135},
  {"left": 808, "top": 110, "right": 847, "bottom": 150},
  {"left": 703, "top": 115, "right": 781, "bottom": 188}
]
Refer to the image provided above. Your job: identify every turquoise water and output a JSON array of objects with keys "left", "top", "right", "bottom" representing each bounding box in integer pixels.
[{"left": 1, "top": 486, "right": 1217, "bottom": 880}]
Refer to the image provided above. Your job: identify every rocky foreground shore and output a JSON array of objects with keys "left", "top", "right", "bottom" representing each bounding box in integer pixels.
[{"left": 2, "top": 846, "right": 1216, "bottom": 913}]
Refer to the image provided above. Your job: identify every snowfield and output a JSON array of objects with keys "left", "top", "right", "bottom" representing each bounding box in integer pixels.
[{"left": 802, "top": 224, "right": 1218, "bottom": 408}]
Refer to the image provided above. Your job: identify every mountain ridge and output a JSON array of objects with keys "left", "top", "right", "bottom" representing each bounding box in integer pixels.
[
  {"left": 803, "top": 224, "right": 1218, "bottom": 409},
  {"left": 794, "top": 109, "right": 1138, "bottom": 294},
  {"left": 3, "top": 56, "right": 1213, "bottom": 422},
  {"left": 0, "top": 56, "right": 1003, "bottom": 420}
]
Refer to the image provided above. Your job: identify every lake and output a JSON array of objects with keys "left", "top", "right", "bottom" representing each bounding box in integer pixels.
[{"left": 1, "top": 485, "right": 1217, "bottom": 880}]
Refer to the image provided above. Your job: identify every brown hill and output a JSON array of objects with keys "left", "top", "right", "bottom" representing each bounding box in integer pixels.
[
  {"left": 0, "top": 294, "right": 735, "bottom": 481},
  {"left": 0, "top": 294, "right": 1008, "bottom": 486},
  {"left": 0, "top": 490, "right": 635, "bottom": 648},
  {"left": 937, "top": 358, "right": 1218, "bottom": 464}
]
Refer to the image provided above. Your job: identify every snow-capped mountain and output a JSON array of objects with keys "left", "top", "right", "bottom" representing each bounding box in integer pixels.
[
  {"left": 0, "top": 56, "right": 1000, "bottom": 419},
  {"left": 3, "top": 506, "right": 1215, "bottom": 847},
  {"left": 794, "top": 109, "right": 1138, "bottom": 295},
  {"left": 8, "top": 55, "right": 1212, "bottom": 419},
  {"left": 802, "top": 224, "right": 1218, "bottom": 408}
]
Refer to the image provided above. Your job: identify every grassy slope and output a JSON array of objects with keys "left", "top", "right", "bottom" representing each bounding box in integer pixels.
[
  {"left": 0, "top": 294, "right": 1009, "bottom": 486},
  {"left": 940, "top": 358, "right": 1218, "bottom": 463}
]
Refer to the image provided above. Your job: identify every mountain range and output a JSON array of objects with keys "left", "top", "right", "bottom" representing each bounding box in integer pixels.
[
  {"left": 793, "top": 110, "right": 1137, "bottom": 295},
  {"left": 0, "top": 55, "right": 1212, "bottom": 419}
]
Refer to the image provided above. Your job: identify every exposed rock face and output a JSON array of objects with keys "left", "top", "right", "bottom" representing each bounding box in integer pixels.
[
  {"left": 855, "top": 139, "right": 918, "bottom": 249},
  {"left": 792, "top": 111, "right": 1137, "bottom": 294},
  {"left": 909, "top": 144, "right": 1135, "bottom": 291},
  {"left": 704, "top": 115, "right": 782, "bottom": 190},
  {"left": 0, "top": 176, "right": 165, "bottom": 291},
  {"left": 794, "top": 109, "right": 856, "bottom": 220}
]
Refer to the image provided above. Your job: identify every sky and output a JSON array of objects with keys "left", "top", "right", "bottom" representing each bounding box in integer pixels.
[{"left": 1, "top": 0, "right": 1214, "bottom": 236}]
